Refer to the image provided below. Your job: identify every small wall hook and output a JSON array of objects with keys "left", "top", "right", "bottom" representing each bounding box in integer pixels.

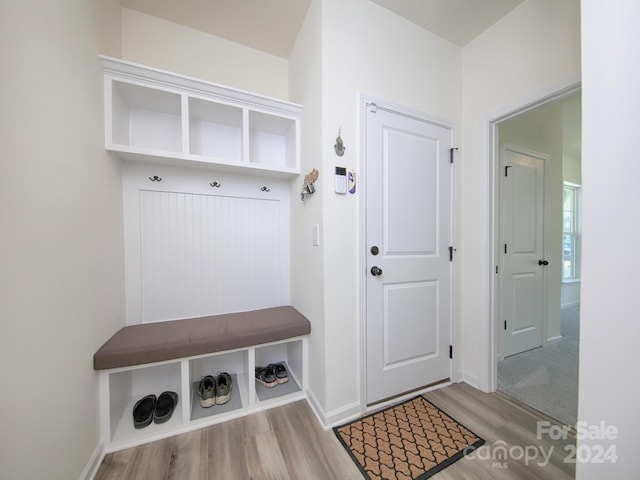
[
  {"left": 261, "top": 186, "right": 271, "bottom": 192},
  {"left": 334, "top": 127, "right": 346, "bottom": 157},
  {"left": 149, "top": 175, "right": 162, "bottom": 182},
  {"left": 210, "top": 181, "right": 221, "bottom": 188}
]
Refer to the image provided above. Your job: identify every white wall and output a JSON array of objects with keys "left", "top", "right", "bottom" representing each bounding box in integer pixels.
[
  {"left": 460, "top": 0, "right": 581, "bottom": 388},
  {"left": 288, "top": 0, "right": 328, "bottom": 410},
  {"left": 121, "top": 8, "right": 289, "bottom": 100},
  {"left": 577, "top": 1, "right": 640, "bottom": 478},
  {"left": 316, "top": 0, "right": 461, "bottom": 415},
  {"left": 0, "top": 1, "right": 125, "bottom": 478},
  {"left": 563, "top": 154, "right": 582, "bottom": 185}
]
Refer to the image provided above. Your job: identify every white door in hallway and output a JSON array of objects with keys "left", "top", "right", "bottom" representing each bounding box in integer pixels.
[
  {"left": 364, "top": 100, "right": 454, "bottom": 405},
  {"left": 501, "top": 145, "right": 547, "bottom": 357}
]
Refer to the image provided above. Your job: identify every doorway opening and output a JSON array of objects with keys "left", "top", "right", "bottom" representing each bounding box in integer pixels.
[{"left": 493, "top": 88, "right": 581, "bottom": 426}]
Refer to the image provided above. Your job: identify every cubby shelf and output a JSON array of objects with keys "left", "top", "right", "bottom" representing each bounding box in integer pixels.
[
  {"left": 101, "top": 56, "right": 301, "bottom": 177},
  {"left": 99, "top": 336, "right": 307, "bottom": 453}
]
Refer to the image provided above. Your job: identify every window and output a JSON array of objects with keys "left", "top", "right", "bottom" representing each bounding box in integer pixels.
[{"left": 563, "top": 182, "right": 581, "bottom": 281}]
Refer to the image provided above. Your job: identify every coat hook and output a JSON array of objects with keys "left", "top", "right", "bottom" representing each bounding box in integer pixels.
[
  {"left": 149, "top": 175, "right": 162, "bottom": 182},
  {"left": 210, "top": 181, "right": 221, "bottom": 188},
  {"left": 261, "top": 186, "right": 271, "bottom": 192}
]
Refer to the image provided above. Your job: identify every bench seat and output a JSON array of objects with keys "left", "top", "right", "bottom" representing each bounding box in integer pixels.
[{"left": 94, "top": 306, "right": 311, "bottom": 370}]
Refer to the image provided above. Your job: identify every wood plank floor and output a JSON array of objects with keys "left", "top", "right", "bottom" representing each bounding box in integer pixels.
[{"left": 96, "top": 383, "right": 575, "bottom": 479}]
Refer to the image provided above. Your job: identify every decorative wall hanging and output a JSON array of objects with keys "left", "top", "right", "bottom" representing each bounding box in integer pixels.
[
  {"left": 301, "top": 168, "right": 319, "bottom": 202},
  {"left": 334, "top": 128, "right": 346, "bottom": 157}
]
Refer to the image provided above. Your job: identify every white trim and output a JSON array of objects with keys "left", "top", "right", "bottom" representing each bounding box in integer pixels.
[
  {"left": 305, "top": 387, "right": 361, "bottom": 430},
  {"left": 546, "top": 335, "right": 563, "bottom": 345},
  {"left": 561, "top": 301, "right": 580, "bottom": 309},
  {"left": 100, "top": 55, "right": 302, "bottom": 115},
  {"left": 478, "top": 74, "right": 581, "bottom": 393},
  {"left": 78, "top": 441, "right": 105, "bottom": 480},
  {"left": 358, "top": 93, "right": 368, "bottom": 418},
  {"left": 458, "top": 373, "right": 480, "bottom": 390},
  {"left": 358, "top": 93, "right": 458, "bottom": 407},
  {"left": 364, "top": 381, "right": 453, "bottom": 415}
]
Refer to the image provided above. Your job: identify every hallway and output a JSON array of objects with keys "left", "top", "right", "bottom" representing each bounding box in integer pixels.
[{"left": 498, "top": 305, "right": 579, "bottom": 426}]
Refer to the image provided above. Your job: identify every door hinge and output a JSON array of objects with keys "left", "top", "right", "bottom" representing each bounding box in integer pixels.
[
  {"left": 368, "top": 102, "right": 377, "bottom": 113},
  {"left": 504, "top": 320, "right": 507, "bottom": 331},
  {"left": 505, "top": 165, "right": 512, "bottom": 177},
  {"left": 449, "top": 246, "right": 455, "bottom": 262},
  {"left": 504, "top": 243, "right": 508, "bottom": 254},
  {"left": 450, "top": 147, "right": 459, "bottom": 164},
  {"left": 449, "top": 345, "right": 453, "bottom": 359},
  {"left": 496, "top": 265, "right": 499, "bottom": 274}
]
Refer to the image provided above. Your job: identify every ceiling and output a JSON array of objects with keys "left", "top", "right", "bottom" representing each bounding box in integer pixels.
[{"left": 119, "top": 0, "right": 525, "bottom": 58}]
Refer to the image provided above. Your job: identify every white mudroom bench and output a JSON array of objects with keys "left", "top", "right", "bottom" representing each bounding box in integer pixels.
[{"left": 94, "top": 306, "right": 311, "bottom": 452}]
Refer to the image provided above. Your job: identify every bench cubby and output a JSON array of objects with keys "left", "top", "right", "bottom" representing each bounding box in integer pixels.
[
  {"left": 188, "top": 350, "right": 248, "bottom": 422},
  {"left": 103, "top": 360, "right": 184, "bottom": 447}
]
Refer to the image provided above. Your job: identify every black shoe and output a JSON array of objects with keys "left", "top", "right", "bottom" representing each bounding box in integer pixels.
[
  {"left": 133, "top": 394, "right": 156, "bottom": 429},
  {"left": 154, "top": 391, "right": 179, "bottom": 424}
]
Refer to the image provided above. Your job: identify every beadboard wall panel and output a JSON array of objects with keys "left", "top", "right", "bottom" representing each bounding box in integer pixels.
[{"left": 123, "top": 162, "right": 290, "bottom": 324}]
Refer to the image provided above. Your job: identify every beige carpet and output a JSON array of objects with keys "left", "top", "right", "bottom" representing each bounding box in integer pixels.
[{"left": 498, "top": 305, "right": 579, "bottom": 426}]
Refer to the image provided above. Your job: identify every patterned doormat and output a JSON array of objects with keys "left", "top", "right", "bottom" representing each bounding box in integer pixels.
[{"left": 334, "top": 396, "right": 485, "bottom": 480}]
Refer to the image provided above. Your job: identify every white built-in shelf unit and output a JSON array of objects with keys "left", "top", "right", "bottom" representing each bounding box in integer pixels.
[{"left": 101, "top": 56, "right": 301, "bottom": 177}]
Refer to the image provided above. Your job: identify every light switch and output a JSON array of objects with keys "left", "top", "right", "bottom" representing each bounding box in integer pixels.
[{"left": 312, "top": 224, "right": 320, "bottom": 246}]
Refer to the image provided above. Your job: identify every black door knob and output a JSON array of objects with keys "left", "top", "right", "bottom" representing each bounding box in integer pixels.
[
  {"left": 538, "top": 260, "right": 549, "bottom": 266},
  {"left": 371, "top": 266, "right": 383, "bottom": 276}
]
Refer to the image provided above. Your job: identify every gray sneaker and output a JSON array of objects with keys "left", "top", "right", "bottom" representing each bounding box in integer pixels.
[
  {"left": 272, "top": 362, "right": 289, "bottom": 384},
  {"left": 198, "top": 375, "right": 216, "bottom": 408},
  {"left": 215, "top": 372, "right": 232, "bottom": 405},
  {"left": 255, "top": 365, "right": 278, "bottom": 388}
]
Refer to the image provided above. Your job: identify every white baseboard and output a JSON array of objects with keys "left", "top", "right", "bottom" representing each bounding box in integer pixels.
[
  {"left": 79, "top": 441, "right": 105, "bottom": 480},
  {"left": 305, "top": 387, "right": 362, "bottom": 430},
  {"left": 546, "top": 335, "right": 563, "bottom": 345},
  {"left": 457, "top": 371, "right": 480, "bottom": 390},
  {"left": 561, "top": 301, "right": 580, "bottom": 309}
]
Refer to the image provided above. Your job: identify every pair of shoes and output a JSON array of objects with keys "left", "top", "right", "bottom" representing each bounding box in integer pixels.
[
  {"left": 255, "top": 362, "right": 288, "bottom": 388},
  {"left": 198, "top": 372, "right": 233, "bottom": 408},
  {"left": 133, "top": 391, "right": 179, "bottom": 429}
]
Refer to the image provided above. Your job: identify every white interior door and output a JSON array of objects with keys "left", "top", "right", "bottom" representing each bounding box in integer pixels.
[
  {"left": 501, "top": 145, "right": 547, "bottom": 357},
  {"left": 365, "top": 101, "right": 453, "bottom": 405}
]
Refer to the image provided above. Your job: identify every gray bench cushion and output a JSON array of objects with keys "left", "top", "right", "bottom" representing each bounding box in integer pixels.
[{"left": 94, "top": 306, "right": 311, "bottom": 370}]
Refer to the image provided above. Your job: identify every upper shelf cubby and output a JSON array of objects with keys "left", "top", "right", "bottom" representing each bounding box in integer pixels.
[
  {"left": 111, "top": 81, "right": 183, "bottom": 153},
  {"left": 101, "top": 56, "right": 301, "bottom": 177}
]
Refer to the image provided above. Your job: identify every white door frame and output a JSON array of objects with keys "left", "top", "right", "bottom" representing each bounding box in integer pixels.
[
  {"left": 478, "top": 76, "right": 581, "bottom": 392},
  {"left": 358, "top": 93, "right": 459, "bottom": 412}
]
